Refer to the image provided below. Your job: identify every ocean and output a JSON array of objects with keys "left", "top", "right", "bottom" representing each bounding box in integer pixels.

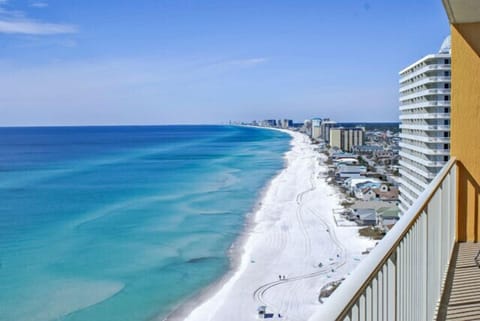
[{"left": 0, "top": 125, "right": 291, "bottom": 321}]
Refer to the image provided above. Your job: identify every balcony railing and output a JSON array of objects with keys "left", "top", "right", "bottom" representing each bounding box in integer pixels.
[
  {"left": 313, "top": 158, "right": 456, "bottom": 321},
  {"left": 399, "top": 64, "right": 451, "bottom": 83},
  {"left": 399, "top": 133, "right": 450, "bottom": 143},
  {"left": 399, "top": 76, "right": 451, "bottom": 93},
  {"left": 399, "top": 112, "right": 450, "bottom": 120},
  {"left": 399, "top": 124, "right": 450, "bottom": 131},
  {"left": 399, "top": 100, "right": 450, "bottom": 111},
  {"left": 400, "top": 89, "right": 450, "bottom": 102}
]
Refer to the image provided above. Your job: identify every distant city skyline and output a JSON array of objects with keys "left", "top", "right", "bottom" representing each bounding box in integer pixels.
[{"left": 0, "top": 0, "right": 450, "bottom": 126}]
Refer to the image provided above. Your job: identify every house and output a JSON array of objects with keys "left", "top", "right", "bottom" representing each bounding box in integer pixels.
[
  {"left": 376, "top": 207, "right": 400, "bottom": 232},
  {"left": 353, "top": 208, "right": 377, "bottom": 226},
  {"left": 330, "top": 152, "right": 357, "bottom": 160},
  {"left": 356, "top": 184, "right": 399, "bottom": 202},
  {"left": 334, "top": 157, "right": 359, "bottom": 166},
  {"left": 346, "top": 178, "right": 381, "bottom": 196},
  {"left": 372, "top": 185, "right": 399, "bottom": 202},
  {"left": 335, "top": 165, "right": 367, "bottom": 180},
  {"left": 357, "top": 187, "right": 378, "bottom": 201}
]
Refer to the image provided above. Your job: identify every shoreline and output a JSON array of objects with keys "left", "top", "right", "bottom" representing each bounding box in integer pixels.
[
  {"left": 161, "top": 127, "right": 294, "bottom": 321},
  {"left": 164, "top": 129, "right": 375, "bottom": 321}
]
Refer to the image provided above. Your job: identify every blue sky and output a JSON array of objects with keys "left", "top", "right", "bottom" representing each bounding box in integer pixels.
[{"left": 0, "top": 0, "right": 450, "bottom": 125}]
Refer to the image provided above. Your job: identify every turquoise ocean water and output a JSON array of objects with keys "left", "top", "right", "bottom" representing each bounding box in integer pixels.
[{"left": 0, "top": 125, "right": 290, "bottom": 321}]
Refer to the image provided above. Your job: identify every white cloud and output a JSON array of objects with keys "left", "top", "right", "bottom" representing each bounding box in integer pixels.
[
  {"left": 229, "top": 57, "right": 269, "bottom": 66},
  {"left": 31, "top": 2, "right": 48, "bottom": 8},
  {"left": 0, "top": 19, "right": 76, "bottom": 34},
  {"left": 0, "top": 1, "right": 76, "bottom": 35},
  {"left": 199, "top": 57, "right": 269, "bottom": 74}
]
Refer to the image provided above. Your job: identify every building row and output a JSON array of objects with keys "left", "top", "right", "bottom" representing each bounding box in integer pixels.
[{"left": 304, "top": 118, "right": 365, "bottom": 152}]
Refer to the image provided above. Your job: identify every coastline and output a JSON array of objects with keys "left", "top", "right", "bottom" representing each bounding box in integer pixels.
[
  {"left": 161, "top": 127, "right": 294, "bottom": 321},
  {"left": 164, "top": 129, "right": 375, "bottom": 321}
]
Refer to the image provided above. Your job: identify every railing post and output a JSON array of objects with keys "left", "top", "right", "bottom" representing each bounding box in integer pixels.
[{"left": 310, "top": 159, "right": 456, "bottom": 321}]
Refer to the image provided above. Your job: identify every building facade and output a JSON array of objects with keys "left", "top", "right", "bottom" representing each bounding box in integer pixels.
[
  {"left": 398, "top": 37, "right": 451, "bottom": 213},
  {"left": 311, "top": 118, "right": 322, "bottom": 139},
  {"left": 321, "top": 120, "right": 337, "bottom": 143},
  {"left": 329, "top": 127, "right": 365, "bottom": 152}
]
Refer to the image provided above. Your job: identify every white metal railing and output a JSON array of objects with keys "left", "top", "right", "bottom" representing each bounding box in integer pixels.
[
  {"left": 399, "top": 112, "right": 450, "bottom": 120},
  {"left": 399, "top": 64, "right": 451, "bottom": 83},
  {"left": 399, "top": 100, "right": 450, "bottom": 111},
  {"left": 399, "top": 124, "right": 450, "bottom": 131},
  {"left": 398, "top": 133, "right": 450, "bottom": 143},
  {"left": 399, "top": 76, "right": 450, "bottom": 93},
  {"left": 312, "top": 158, "right": 456, "bottom": 321},
  {"left": 398, "top": 151, "right": 446, "bottom": 168}
]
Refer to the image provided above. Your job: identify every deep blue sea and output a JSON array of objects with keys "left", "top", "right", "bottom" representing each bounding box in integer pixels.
[{"left": 0, "top": 125, "right": 290, "bottom": 321}]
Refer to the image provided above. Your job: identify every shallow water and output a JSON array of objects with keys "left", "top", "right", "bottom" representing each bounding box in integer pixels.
[{"left": 0, "top": 125, "right": 290, "bottom": 321}]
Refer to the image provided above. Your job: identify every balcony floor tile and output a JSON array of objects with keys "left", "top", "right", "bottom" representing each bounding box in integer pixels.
[{"left": 438, "top": 242, "right": 480, "bottom": 321}]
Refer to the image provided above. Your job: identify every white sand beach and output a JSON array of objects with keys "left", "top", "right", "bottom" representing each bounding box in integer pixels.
[{"left": 175, "top": 130, "right": 376, "bottom": 321}]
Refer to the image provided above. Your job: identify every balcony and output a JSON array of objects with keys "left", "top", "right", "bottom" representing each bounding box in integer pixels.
[
  {"left": 398, "top": 183, "right": 419, "bottom": 200},
  {"left": 399, "top": 76, "right": 451, "bottom": 93},
  {"left": 399, "top": 159, "right": 438, "bottom": 179},
  {"left": 315, "top": 159, "right": 457, "bottom": 321},
  {"left": 399, "top": 112, "right": 450, "bottom": 120},
  {"left": 398, "top": 174, "right": 425, "bottom": 197},
  {"left": 399, "top": 133, "right": 450, "bottom": 143},
  {"left": 399, "top": 100, "right": 450, "bottom": 111},
  {"left": 399, "top": 150, "right": 446, "bottom": 168},
  {"left": 399, "top": 64, "right": 451, "bottom": 83},
  {"left": 399, "top": 168, "right": 430, "bottom": 188},
  {"left": 399, "top": 123, "right": 450, "bottom": 131},
  {"left": 399, "top": 141, "right": 450, "bottom": 156},
  {"left": 400, "top": 89, "right": 450, "bottom": 102}
]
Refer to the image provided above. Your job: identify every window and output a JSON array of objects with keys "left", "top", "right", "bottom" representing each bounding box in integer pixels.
[
  {"left": 444, "top": 144, "right": 449, "bottom": 149},
  {"left": 444, "top": 132, "right": 450, "bottom": 137},
  {"left": 444, "top": 156, "right": 449, "bottom": 162},
  {"left": 444, "top": 95, "right": 450, "bottom": 101},
  {"left": 444, "top": 83, "right": 450, "bottom": 89},
  {"left": 444, "top": 59, "right": 450, "bottom": 64},
  {"left": 445, "top": 119, "right": 450, "bottom": 125},
  {"left": 444, "top": 71, "right": 450, "bottom": 76},
  {"left": 445, "top": 107, "right": 449, "bottom": 113}
]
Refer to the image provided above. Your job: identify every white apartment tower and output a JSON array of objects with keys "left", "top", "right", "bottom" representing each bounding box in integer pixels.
[
  {"left": 311, "top": 118, "right": 322, "bottom": 139},
  {"left": 398, "top": 36, "right": 451, "bottom": 214}
]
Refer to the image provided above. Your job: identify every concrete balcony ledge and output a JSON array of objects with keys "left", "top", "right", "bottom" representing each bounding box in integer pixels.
[
  {"left": 399, "top": 142, "right": 450, "bottom": 155},
  {"left": 400, "top": 64, "right": 451, "bottom": 83},
  {"left": 399, "top": 160, "right": 439, "bottom": 179},
  {"left": 400, "top": 100, "right": 450, "bottom": 111},
  {"left": 400, "top": 112, "right": 450, "bottom": 120},
  {"left": 400, "top": 89, "right": 451, "bottom": 101},
  {"left": 399, "top": 150, "right": 447, "bottom": 167},
  {"left": 399, "top": 76, "right": 451, "bottom": 92},
  {"left": 399, "top": 133, "right": 450, "bottom": 143},
  {"left": 400, "top": 123, "right": 450, "bottom": 131}
]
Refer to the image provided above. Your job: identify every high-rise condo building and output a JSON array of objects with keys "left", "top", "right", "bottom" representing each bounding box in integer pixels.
[
  {"left": 329, "top": 127, "right": 365, "bottom": 152},
  {"left": 398, "top": 36, "right": 451, "bottom": 214},
  {"left": 311, "top": 118, "right": 322, "bottom": 139},
  {"left": 321, "top": 119, "right": 337, "bottom": 143}
]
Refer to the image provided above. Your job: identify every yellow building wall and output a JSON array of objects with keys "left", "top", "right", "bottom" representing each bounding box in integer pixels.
[{"left": 451, "top": 24, "right": 480, "bottom": 241}]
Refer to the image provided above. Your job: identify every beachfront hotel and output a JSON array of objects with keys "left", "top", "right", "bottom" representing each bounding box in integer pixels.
[
  {"left": 311, "top": 1, "right": 480, "bottom": 320},
  {"left": 329, "top": 127, "right": 365, "bottom": 153},
  {"left": 321, "top": 119, "right": 337, "bottom": 144},
  {"left": 398, "top": 37, "right": 451, "bottom": 214},
  {"left": 311, "top": 118, "right": 322, "bottom": 139}
]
